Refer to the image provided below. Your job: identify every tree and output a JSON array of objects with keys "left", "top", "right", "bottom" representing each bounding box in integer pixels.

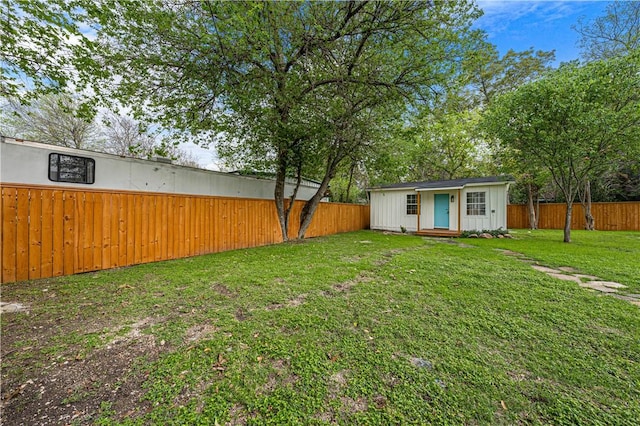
[
  {"left": 101, "top": 112, "right": 157, "bottom": 157},
  {"left": 461, "top": 41, "right": 555, "bottom": 106},
  {"left": 73, "top": 1, "right": 481, "bottom": 240},
  {"left": 405, "top": 109, "right": 495, "bottom": 182},
  {"left": 574, "top": 1, "right": 640, "bottom": 61},
  {"left": 490, "top": 140, "right": 551, "bottom": 229},
  {"left": 101, "top": 112, "right": 200, "bottom": 166},
  {"left": 1, "top": 93, "right": 100, "bottom": 148},
  {"left": 482, "top": 52, "right": 640, "bottom": 242}
]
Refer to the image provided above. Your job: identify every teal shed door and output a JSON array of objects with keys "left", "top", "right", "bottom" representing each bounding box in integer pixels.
[{"left": 434, "top": 194, "right": 449, "bottom": 228}]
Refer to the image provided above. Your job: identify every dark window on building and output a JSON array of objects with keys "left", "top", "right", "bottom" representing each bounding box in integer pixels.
[
  {"left": 466, "top": 191, "right": 486, "bottom": 216},
  {"left": 48, "top": 153, "right": 95, "bottom": 184},
  {"left": 406, "top": 194, "right": 418, "bottom": 215}
]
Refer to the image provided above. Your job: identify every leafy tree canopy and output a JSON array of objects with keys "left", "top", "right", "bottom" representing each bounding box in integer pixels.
[{"left": 574, "top": 1, "right": 640, "bottom": 61}]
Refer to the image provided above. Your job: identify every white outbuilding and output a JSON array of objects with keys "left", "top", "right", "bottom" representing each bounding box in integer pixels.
[{"left": 368, "top": 176, "right": 515, "bottom": 236}]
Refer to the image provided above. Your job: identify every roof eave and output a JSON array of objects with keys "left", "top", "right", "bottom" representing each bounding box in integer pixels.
[
  {"left": 415, "top": 186, "right": 463, "bottom": 192},
  {"left": 368, "top": 186, "right": 418, "bottom": 192}
]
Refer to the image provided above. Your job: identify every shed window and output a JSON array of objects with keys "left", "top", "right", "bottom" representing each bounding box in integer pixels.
[
  {"left": 406, "top": 194, "right": 417, "bottom": 215},
  {"left": 466, "top": 191, "right": 486, "bottom": 216},
  {"left": 48, "top": 153, "right": 95, "bottom": 184}
]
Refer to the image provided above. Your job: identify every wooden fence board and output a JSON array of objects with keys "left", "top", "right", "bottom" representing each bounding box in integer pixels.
[
  {"left": 108, "top": 194, "right": 118, "bottom": 268},
  {"left": 133, "top": 195, "right": 142, "bottom": 264},
  {"left": 52, "top": 191, "right": 64, "bottom": 277},
  {"left": 93, "top": 192, "right": 103, "bottom": 272},
  {"left": 15, "top": 189, "right": 30, "bottom": 282},
  {"left": 63, "top": 192, "right": 75, "bottom": 275},
  {"left": 40, "top": 190, "right": 53, "bottom": 279},
  {"left": 167, "top": 196, "right": 175, "bottom": 260},
  {"left": 28, "top": 188, "right": 42, "bottom": 280},
  {"left": 76, "top": 192, "right": 86, "bottom": 273},
  {"left": 2, "top": 187, "right": 18, "bottom": 283}
]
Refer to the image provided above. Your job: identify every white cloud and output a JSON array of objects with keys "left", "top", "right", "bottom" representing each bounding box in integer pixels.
[{"left": 475, "top": 1, "right": 596, "bottom": 37}]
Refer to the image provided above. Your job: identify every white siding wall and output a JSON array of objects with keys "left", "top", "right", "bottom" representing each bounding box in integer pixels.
[
  {"left": 370, "top": 190, "right": 418, "bottom": 232},
  {"left": 419, "top": 191, "right": 459, "bottom": 231},
  {"left": 0, "top": 139, "right": 319, "bottom": 200},
  {"left": 461, "top": 185, "right": 508, "bottom": 231}
]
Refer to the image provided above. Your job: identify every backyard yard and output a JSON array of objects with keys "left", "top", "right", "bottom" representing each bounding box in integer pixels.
[{"left": 1, "top": 229, "right": 639, "bottom": 425}]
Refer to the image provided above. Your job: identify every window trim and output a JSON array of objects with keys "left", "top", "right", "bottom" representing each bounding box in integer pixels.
[
  {"left": 466, "top": 191, "right": 486, "bottom": 216},
  {"left": 48, "top": 153, "right": 96, "bottom": 184},
  {"left": 406, "top": 193, "right": 418, "bottom": 215}
]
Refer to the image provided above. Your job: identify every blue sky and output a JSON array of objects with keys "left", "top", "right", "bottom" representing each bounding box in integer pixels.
[{"left": 475, "top": 0, "right": 613, "bottom": 64}]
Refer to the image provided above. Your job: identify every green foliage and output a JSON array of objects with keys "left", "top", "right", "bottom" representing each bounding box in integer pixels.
[
  {"left": 364, "top": 34, "right": 555, "bottom": 188},
  {"left": 0, "top": 1, "right": 93, "bottom": 101},
  {"left": 462, "top": 42, "right": 556, "bottom": 106},
  {"left": 404, "top": 109, "right": 496, "bottom": 182}
]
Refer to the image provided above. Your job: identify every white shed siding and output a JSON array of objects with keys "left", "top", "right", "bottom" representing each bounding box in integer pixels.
[
  {"left": 370, "top": 190, "right": 418, "bottom": 232},
  {"left": 0, "top": 139, "right": 318, "bottom": 200},
  {"left": 461, "top": 185, "right": 508, "bottom": 231}
]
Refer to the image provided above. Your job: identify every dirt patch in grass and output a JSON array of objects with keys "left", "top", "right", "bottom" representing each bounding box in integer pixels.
[
  {"left": 340, "top": 396, "right": 368, "bottom": 413},
  {"left": 227, "top": 403, "right": 255, "bottom": 425},
  {"left": 183, "top": 323, "right": 218, "bottom": 343},
  {"left": 212, "top": 283, "right": 237, "bottom": 298},
  {"left": 234, "top": 307, "right": 249, "bottom": 322},
  {"left": 265, "top": 294, "right": 307, "bottom": 311},
  {"left": 333, "top": 273, "right": 374, "bottom": 292},
  {"left": 1, "top": 324, "right": 166, "bottom": 425},
  {"left": 259, "top": 358, "right": 299, "bottom": 393}
]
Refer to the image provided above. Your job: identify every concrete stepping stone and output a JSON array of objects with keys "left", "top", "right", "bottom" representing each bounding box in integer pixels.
[
  {"left": 574, "top": 274, "right": 600, "bottom": 280},
  {"left": 610, "top": 293, "right": 640, "bottom": 301},
  {"left": 499, "top": 250, "right": 524, "bottom": 257},
  {"left": 579, "top": 282, "right": 620, "bottom": 293},
  {"left": 548, "top": 273, "right": 583, "bottom": 284},
  {"left": 496, "top": 249, "right": 637, "bottom": 307},
  {"left": 531, "top": 265, "right": 562, "bottom": 274},
  {"left": 588, "top": 281, "right": 627, "bottom": 289},
  {"left": 0, "top": 302, "right": 28, "bottom": 313}
]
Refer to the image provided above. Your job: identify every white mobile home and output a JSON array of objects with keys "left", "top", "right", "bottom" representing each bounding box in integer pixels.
[
  {"left": 0, "top": 137, "right": 320, "bottom": 199},
  {"left": 369, "top": 176, "right": 514, "bottom": 235}
]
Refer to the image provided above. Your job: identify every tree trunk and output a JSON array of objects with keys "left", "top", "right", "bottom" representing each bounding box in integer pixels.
[
  {"left": 297, "top": 156, "right": 341, "bottom": 239},
  {"left": 274, "top": 159, "right": 289, "bottom": 242},
  {"left": 345, "top": 161, "right": 355, "bottom": 203},
  {"left": 563, "top": 201, "right": 572, "bottom": 243},
  {"left": 583, "top": 180, "right": 595, "bottom": 230},
  {"left": 284, "top": 162, "right": 303, "bottom": 233},
  {"left": 527, "top": 183, "right": 537, "bottom": 230},
  {"left": 297, "top": 176, "right": 333, "bottom": 240}
]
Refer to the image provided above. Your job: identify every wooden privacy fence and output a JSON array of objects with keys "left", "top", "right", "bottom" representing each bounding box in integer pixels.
[
  {"left": 1, "top": 185, "right": 370, "bottom": 284},
  {"left": 507, "top": 202, "right": 640, "bottom": 231}
]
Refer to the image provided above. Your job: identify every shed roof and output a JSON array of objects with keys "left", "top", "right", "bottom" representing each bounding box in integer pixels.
[{"left": 369, "top": 176, "right": 515, "bottom": 191}]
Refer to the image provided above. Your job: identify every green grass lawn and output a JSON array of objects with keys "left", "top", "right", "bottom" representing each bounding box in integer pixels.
[{"left": 2, "top": 230, "right": 639, "bottom": 425}]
